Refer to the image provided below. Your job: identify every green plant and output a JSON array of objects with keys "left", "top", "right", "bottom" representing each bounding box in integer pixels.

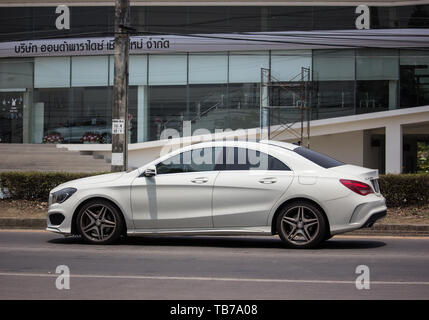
[
  {"left": 417, "top": 142, "right": 429, "bottom": 173},
  {"left": 379, "top": 174, "right": 429, "bottom": 207},
  {"left": 0, "top": 171, "right": 106, "bottom": 202}
]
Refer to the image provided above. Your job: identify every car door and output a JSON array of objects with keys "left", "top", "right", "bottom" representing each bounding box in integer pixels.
[
  {"left": 131, "top": 147, "right": 221, "bottom": 230},
  {"left": 212, "top": 147, "right": 294, "bottom": 228}
]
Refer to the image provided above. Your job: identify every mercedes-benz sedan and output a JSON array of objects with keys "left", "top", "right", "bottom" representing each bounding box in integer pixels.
[{"left": 47, "top": 140, "right": 386, "bottom": 248}]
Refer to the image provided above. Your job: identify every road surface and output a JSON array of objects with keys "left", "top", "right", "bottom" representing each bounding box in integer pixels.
[{"left": 0, "top": 230, "right": 428, "bottom": 299}]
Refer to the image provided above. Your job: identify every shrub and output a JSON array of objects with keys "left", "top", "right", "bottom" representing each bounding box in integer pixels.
[
  {"left": 0, "top": 171, "right": 105, "bottom": 202},
  {"left": 0, "top": 171, "right": 428, "bottom": 208},
  {"left": 379, "top": 174, "right": 429, "bottom": 207}
]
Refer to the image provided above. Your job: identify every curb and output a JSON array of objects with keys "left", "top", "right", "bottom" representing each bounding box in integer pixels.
[
  {"left": 347, "top": 224, "right": 429, "bottom": 237},
  {"left": 0, "top": 218, "right": 46, "bottom": 229},
  {"left": 0, "top": 218, "right": 429, "bottom": 236}
]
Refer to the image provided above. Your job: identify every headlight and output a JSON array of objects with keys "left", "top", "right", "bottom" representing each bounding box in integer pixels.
[{"left": 51, "top": 187, "right": 77, "bottom": 204}]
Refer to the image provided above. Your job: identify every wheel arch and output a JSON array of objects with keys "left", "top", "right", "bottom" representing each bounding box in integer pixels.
[
  {"left": 271, "top": 197, "right": 331, "bottom": 236},
  {"left": 71, "top": 196, "right": 128, "bottom": 236}
]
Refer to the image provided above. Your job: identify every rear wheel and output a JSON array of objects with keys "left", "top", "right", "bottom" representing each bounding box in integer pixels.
[
  {"left": 76, "top": 199, "right": 123, "bottom": 244},
  {"left": 277, "top": 201, "right": 327, "bottom": 249}
]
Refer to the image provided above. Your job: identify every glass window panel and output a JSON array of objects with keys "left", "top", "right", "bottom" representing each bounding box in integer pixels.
[
  {"left": 313, "top": 50, "right": 355, "bottom": 81},
  {"left": 229, "top": 51, "right": 269, "bottom": 83},
  {"left": 356, "top": 49, "right": 399, "bottom": 81},
  {"left": 400, "top": 49, "right": 429, "bottom": 108},
  {"left": 356, "top": 80, "right": 391, "bottom": 113},
  {"left": 69, "top": 87, "right": 111, "bottom": 143},
  {"left": 189, "top": 53, "right": 228, "bottom": 84},
  {"left": 224, "top": 147, "right": 291, "bottom": 171},
  {"left": 71, "top": 56, "right": 108, "bottom": 87},
  {"left": 228, "top": 83, "right": 260, "bottom": 130},
  {"left": 188, "top": 84, "right": 227, "bottom": 132},
  {"left": 35, "top": 57, "right": 70, "bottom": 88},
  {"left": 148, "top": 85, "right": 187, "bottom": 141},
  {"left": 271, "top": 50, "right": 312, "bottom": 81},
  {"left": 109, "top": 55, "right": 147, "bottom": 86},
  {"left": 33, "top": 88, "right": 71, "bottom": 143},
  {"left": 149, "top": 54, "right": 187, "bottom": 85},
  {"left": 0, "top": 59, "right": 33, "bottom": 89},
  {"left": 314, "top": 81, "right": 355, "bottom": 120}
]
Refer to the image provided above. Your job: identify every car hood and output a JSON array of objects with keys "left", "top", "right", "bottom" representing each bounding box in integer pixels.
[
  {"left": 52, "top": 172, "right": 125, "bottom": 192},
  {"left": 328, "top": 164, "right": 379, "bottom": 181}
]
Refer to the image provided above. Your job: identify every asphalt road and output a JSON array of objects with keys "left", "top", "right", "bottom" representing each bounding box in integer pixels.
[{"left": 0, "top": 230, "right": 428, "bottom": 300}]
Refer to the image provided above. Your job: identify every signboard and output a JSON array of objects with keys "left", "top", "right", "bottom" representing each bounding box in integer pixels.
[
  {"left": 112, "top": 119, "right": 125, "bottom": 135},
  {"left": 1, "top": 29, "right": 429, "bottom": 58}
]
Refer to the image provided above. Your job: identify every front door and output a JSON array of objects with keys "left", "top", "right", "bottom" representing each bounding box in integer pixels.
[{"left": 131, "top": 147, "right": 221, "bottom": 230}]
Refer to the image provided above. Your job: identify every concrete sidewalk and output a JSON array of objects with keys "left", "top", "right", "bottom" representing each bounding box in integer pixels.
[{"left": 1, "top": 217, "right": 429, "bottom": 237}]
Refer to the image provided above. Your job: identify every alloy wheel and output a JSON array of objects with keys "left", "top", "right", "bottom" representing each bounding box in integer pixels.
[
  {"left": 79, "top": 204, "right": 117, "bottom": 242},
  {"left": 280, "top": 205, "right": 320, "bottom": 246}
]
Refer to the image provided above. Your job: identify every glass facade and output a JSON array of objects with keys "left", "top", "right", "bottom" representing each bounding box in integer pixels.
[
  {"left": 2, "top": 49, "right": 429, "bottom": 144},
  {"left": 0, "top": 5, "right": 429, "bottom": 144}
]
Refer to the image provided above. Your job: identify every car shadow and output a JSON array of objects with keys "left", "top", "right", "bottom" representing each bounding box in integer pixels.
[{"left": 48, "top": 235, "right": 386, "bottom": 250}]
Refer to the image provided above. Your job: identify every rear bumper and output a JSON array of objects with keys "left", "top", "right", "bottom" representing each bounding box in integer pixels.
[
  {"left": 360, "top": 210, "right": 387, "bottom": 228},
  {"left": 329, "top": 197, "right": 387, "bottom": 235}
]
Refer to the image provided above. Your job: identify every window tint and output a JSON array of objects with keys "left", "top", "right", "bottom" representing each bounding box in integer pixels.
[
  {"left": 224, "top": 147, "right": 291, "bottom": 171},
  {"left": 156, "top": 153, "right": 184, "bottom": 174},
  {"left": 156, "top": 147, "right": 222, "bottom": 174},
  {"left": 294, "top": 147, "right": 344, "bottom": 168}
]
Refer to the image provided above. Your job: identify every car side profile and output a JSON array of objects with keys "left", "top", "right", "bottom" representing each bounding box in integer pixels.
[{"left": 46, "top": 140, "right": 387, "bottom": 248}]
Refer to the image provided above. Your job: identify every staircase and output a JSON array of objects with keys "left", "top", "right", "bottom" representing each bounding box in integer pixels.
[{"left": 0, "top": 144, "right": 111, "bottom": 173}]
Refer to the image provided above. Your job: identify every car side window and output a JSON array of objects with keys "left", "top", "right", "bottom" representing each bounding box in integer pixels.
[
  {"left": 156, "top": 147, "right": 223, "bottom": 174},
  {"left": 224, "top": 147, "right": 291, "bottom": 171},
  {"left": 156, "top": 153, "right": 184, "bottom": 174}
]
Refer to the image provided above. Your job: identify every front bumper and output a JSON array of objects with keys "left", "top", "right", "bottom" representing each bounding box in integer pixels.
[{"left": 46, "top": 206, "right": 74, "bottom": 235}]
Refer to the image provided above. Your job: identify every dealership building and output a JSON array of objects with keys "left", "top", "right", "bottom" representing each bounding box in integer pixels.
[{"left": 1, "top": 0, "right": 429, "bottom": 173}]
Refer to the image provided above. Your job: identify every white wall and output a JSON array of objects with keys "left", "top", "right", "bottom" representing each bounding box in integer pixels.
[{"left": 287, "top": 131, "right": 365, "bottom": 167}]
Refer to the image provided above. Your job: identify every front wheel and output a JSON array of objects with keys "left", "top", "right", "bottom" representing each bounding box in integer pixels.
[
  {"left": 76, "top": 199, "right": 123, "bottom": 245},
  {"left": 277, "top": 201, "right": 327, "bottom": 249}
]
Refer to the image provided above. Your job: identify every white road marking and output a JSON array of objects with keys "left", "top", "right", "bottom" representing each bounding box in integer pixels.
[{"left": 0, "top": 272, "right": 428, "bottom": 286}]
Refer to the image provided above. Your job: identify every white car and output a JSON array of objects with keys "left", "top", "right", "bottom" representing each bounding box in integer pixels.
[{"left": 46, "top": 140, "right": 386, "bottom": 248}]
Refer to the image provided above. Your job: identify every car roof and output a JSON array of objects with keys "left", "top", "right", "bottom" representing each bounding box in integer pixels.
[
  {"left": 186, "top": 139, "right": 299, "bottom": 151},
  {"left": 259, "top": 140, "right": 299, "bottom": 151}
]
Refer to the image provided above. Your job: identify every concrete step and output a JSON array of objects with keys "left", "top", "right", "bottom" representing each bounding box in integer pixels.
[{"left": 0, "top": 144, "right": 111, "bottom": 173}]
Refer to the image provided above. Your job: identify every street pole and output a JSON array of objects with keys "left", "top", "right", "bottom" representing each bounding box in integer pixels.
[{"left": 111, "top": 0, "right": 130, "bottom": 172}]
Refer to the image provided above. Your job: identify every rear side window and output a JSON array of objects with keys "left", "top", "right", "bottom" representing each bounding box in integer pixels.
[
  {"left": 223, "top": 147, "right": 291, "bottom": 171},
  {"left": 294, "top": 147, "right": 344, "bottom": 168}
]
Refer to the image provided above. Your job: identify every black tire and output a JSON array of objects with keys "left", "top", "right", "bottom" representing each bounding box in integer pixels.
[
  {"left": 76, "top": 199, "right": 123, "bottom": 245},
  {"left": 325, "top": 234, "right": 333, "bottom": 241},
  {"left": 276, "top": 201, "right": 327, "bottom": 249}
]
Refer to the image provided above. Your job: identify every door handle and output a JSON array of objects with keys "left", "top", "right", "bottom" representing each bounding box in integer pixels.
[
  {"left": 191, "top": 177, "right": 209, "bottom": 184},
  {"left": 259, "top": 177, "right": 277, "bottom": 184}
]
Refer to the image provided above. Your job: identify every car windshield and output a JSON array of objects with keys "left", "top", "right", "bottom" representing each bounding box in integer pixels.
[{"left": 294, "top": 147, "right": 344, "bottom": 169}]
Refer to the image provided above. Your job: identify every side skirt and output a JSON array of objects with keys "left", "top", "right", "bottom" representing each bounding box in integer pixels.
[{"left": 127, "top": 226, "right": 272, "bottom": 236}]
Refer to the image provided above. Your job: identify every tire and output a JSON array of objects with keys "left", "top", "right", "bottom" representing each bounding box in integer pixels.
[
  {"left": 76, "top": 199, "right": 123, "bottom": 245},
  {"left": 276, "top": 201, "right": 327, "bottom": 249},
  {"left": 325, "top": 234, "right": 333, "bottom": 241}
]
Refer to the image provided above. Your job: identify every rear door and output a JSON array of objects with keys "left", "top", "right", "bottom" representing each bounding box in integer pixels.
[{"left": 212, "top": 147, "right": 294, "bottom": 228}]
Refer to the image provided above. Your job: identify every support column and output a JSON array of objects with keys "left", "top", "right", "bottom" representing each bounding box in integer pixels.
[
  {"left": 385, "top": 121, "right": 403, "bottom": 174},
  {"left": 137, "top": 85, "right": 148, "bottom": 143},
  {"left": 32, "top": 102, "right": 44, "bottom": 143},
  {"left": 22, "top": 91, "right": 31, "bottom": 143}
]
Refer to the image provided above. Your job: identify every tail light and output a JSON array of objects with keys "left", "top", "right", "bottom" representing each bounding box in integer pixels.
[{"left": 340, "top": 179, "right": 374, "bottom": 196}]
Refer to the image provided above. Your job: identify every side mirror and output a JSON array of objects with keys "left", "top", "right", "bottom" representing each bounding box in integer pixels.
[{"left": 143, "top": 165, "right": 157, "bottom": 177}]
